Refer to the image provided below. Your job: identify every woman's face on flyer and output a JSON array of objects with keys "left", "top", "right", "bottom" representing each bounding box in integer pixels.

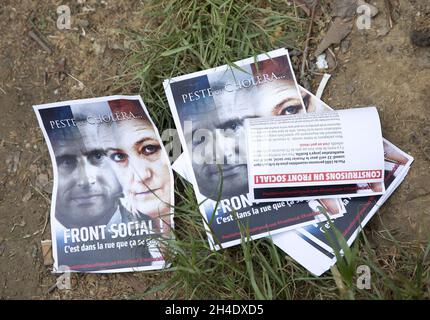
[
  {"left": 101, "top": 119, "right": 171, "bottom": 218},
  {"left": 252, "top": 80, "right": 307, "bottom": 117}
]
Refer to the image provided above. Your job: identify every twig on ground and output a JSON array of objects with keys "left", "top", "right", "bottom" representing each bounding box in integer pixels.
[
  {"left": 384, "top": 0, "right": 394, "bottom": 29},
  {"left": 44, "top": 70, "right": 49, "bottom": 86},
  {"left": 28, "top": 30, "right": 52, "bottom": 55},
  {"left": 293, "top": 0, "right": 312, "bottom": 16},
  {"left": 66, "top": 73, "right": 85, "bottom": 88},
  {"left": 41, "top": 209, "right": 50, "bottom": 236},
  {"left": 31, "top": 184, "right": 51, "bottom": 205},
  {"left": 29, "top": 183, "right": 51, "bottom": 236},
  {"left": 31, "top": 154, "right": 43, "bottom": 164},
  {"left": 300, "top": 0, "right": 319, "bottom": 87},
  {"left": 316, "top": 73, "right": 331, "bottom": 99},
  {"left": 327, "top": 47, "right": 338, "bottom": 71}
]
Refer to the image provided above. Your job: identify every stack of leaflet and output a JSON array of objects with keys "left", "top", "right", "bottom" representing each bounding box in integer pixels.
[{"left": 165, "top": 48, "right": 413, "bottom": 276}]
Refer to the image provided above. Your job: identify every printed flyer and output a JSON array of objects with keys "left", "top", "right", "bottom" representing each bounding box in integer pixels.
[
  {"left": 164, "top": 48, "right": 344, "bottom": 250},
  {"left": 33, "top": 96, "right": 174, "bottom": 272},
  {"left": 245, "top": 107, "right": 386, "bottom": 201},
  {"left": 172, "top": 87, "right": 413, "bottom": 275},
  {"left": 272, "top": 88, "right": 413, "bottom": 275}
]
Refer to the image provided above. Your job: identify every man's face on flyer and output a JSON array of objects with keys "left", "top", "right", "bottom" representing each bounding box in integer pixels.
[
  {"left": 54, "top": 129, "right": 121, "bottom": 228},
  {"left": 190, "top": 79, "right": 305, "bottom": 199}
]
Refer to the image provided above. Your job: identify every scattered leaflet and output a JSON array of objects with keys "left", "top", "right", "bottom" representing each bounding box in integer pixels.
[
  {"left": 34, "top": 96, "right": 174, "bottom": 272},
  {"left": 245, "top": 107, "right": 385, "bottom": 202}
]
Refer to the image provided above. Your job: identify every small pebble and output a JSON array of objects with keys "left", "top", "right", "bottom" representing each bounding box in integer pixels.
[
  {"left": 31, "top": 244, "right": 38, "bottom": 259},
  {"left": 340, "top": 39, "right": 350, "bottom": 54},
  {"left": 0, "top": 244, "right": 6, "bottom": 256},
  {"left": 377, "top": 26, "right": 390, "bottom": 37},
  {"left": 411, "top": 28, "right": 430, "bottom": 47},
  {"left": 77, "top": 19, "right": 90, "bottom": 28},
  {"left": 346, "top": 84, "right": 355, "bottom": 94},
  {"left": 22, "top": 191, "right": 32, "bottom": 203}
]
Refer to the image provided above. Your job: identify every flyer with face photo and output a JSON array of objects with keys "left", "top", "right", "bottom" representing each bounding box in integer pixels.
[
  {"left": 272, "top": 88, "right": 413, "bottom": 276},
  {"left": 171, "top": 85, "right": 412, "bottom": 274},
  {"left": 164, "top": 48, "right": 344, "bottom": 250},
  {"left": 33, "top": 96, "right": 174, "bottom": 272}
]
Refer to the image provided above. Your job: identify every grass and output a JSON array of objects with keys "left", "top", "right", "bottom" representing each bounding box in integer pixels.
[{"left": 116, "top": 0, "right": 430, "bottom": 299}]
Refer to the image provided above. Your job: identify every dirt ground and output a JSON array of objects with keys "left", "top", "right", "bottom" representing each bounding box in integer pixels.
[
  {"left": 0, "top": 0, "right": 167, "bottom": 299},
  {"left": 320, "top": 0, "right": 430, "bottom": 242},
  {"left": 0, "top": 0, "right": 428, "bottom": 299}
]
